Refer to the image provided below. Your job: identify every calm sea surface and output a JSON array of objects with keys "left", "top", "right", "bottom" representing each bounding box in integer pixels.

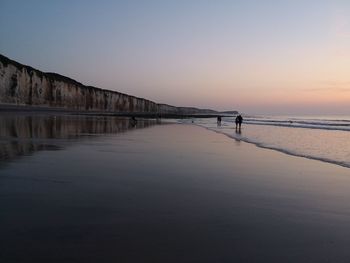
[{"left": 2, "top": 114, "right": 350, "bottom": 263}]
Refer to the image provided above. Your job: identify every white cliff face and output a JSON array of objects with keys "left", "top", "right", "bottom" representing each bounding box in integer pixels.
[
  {"left": 0, "top": 55, "right": 159, "bottom": 113},
  {"left": 0, "top": 54, "right": 218, "bottom": 115}
]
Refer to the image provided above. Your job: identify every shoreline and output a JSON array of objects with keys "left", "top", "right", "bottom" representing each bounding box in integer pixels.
[
  {"left": 196, "top": 124, "right": 350, "bottom": 169},
  {"left": 0, "top": 104, "right": 231, "bottom": 119},
  {"left": 1, "top": 108, "right": 347, "bottom": 169}
]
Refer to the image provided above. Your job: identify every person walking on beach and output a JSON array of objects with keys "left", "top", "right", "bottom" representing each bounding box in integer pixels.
[{"left": 235, "top": 114, "right": 243, "bottom": 129}]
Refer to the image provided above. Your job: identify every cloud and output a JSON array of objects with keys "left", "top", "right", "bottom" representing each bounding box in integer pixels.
[
  {"left": 304, "top": 87, "right": 350, "bottom": 92},
  {"left": 303, "top": 80, "right": 350, "bottom": 92},
  {"left": 318, "top": 80, "right": 350, "bottom": 86}
]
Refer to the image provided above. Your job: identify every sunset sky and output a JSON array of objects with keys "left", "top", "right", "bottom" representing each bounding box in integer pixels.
[{"left": 1, "top": 0, "right": 350, "bottom": 114}]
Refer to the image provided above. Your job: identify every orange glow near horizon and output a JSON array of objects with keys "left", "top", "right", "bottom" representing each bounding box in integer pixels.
[{"left": 1, "top": 1, "right": 350, "bottom": 114}]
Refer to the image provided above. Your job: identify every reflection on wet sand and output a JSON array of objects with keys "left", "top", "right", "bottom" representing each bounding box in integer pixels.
[{"left": 0, "top": 114, "right": 159, "bottom": 162}]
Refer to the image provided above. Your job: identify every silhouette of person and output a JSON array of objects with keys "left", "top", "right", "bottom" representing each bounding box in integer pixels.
[{"left": 235, "top": 114, "right": 243, "bottom": 130}]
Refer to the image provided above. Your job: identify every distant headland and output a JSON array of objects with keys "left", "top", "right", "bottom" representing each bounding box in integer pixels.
[{"left": 0, "top": 54, "right": 237, "bottom": 117}]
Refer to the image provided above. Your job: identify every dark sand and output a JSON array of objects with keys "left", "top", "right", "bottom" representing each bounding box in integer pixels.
[{"left": 1, "top": 116, "right": 350, "bottom": 262}]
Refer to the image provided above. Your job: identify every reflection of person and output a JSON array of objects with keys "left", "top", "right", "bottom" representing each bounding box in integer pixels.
[
  {"left": 235, "top": 115, "right": 243, "bottom": 129},
  {"left": 235, "top": 126, "right": 242, "bottom": 135},
  {"left": 217, "top": 116, "right": 222, "bottom": 126},
  {"left": 131, "top": 116, "right": 137, "bottom": 127}
]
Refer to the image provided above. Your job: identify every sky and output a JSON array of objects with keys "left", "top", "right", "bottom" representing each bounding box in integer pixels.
[{"left": 1, "top": 0, "right": 350, "bottom": 115}]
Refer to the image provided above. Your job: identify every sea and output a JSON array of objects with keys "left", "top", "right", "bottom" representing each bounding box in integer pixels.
[{"left": 185, "top": 115, "right": 350, "bottom": 169}]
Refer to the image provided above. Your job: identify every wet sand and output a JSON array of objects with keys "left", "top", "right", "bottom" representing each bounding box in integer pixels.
[{"left": 1, "top": 119, "right": 350, "bottom": 262}]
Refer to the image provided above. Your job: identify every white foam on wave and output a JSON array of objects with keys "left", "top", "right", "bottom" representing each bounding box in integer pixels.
[
  {"left": 243, "top": 121, "right": 350, "bottom": 132},
  {"left": 238, "top": 116, "right": 350, "bottom": 131},
  {"left": 180, "top": 118, "right": 350, "bottom": 169}
]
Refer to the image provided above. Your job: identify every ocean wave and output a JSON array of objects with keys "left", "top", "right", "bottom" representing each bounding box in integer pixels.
[
  {"left": 223, "top": 119, "right": 350, "bottom": 131},
  {"left": 244, "top": 122, "right": 350, "bottom": 131},
  {"left": 246, "top": 117, "right": 350, "bottom": 122},
  {"left": 191, "top": 121, "right": 350, "bottom": 169}
]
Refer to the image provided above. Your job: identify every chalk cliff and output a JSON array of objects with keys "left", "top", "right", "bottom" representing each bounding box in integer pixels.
[{"left": 0, "top": 54, "right": 217, "bottom": 115}]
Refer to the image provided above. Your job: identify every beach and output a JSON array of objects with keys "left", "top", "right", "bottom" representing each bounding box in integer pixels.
[{"left": 1, "top": 115, "right": 350, "bottom": 262}]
